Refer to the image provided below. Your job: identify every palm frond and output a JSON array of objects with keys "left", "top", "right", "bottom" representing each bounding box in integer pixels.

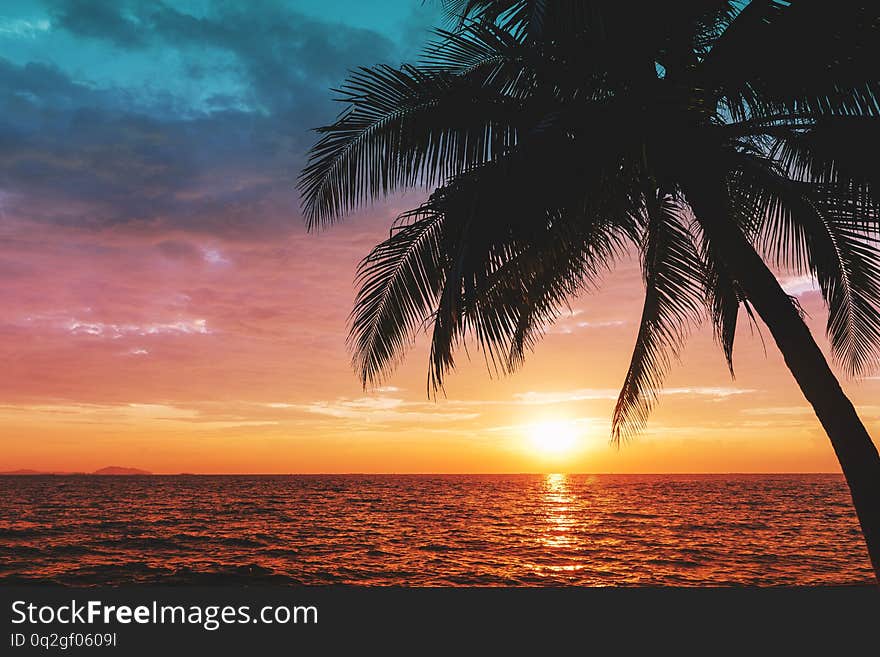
[
  {"left": 699, "top": 231, "right": 745, "bottom": 376},
  {"left": 420, "top": 23, "right": 519, "bottom": 76},
  {"left": 612, "top": 191, "right": 706, "bottom": 441},
  {"left": 297, "top": 63, "right": 523, "bottom": 227},
  {"left": 419, "top": 22, "right": 543, "bottom": 102},
  {"left": 770, "top": 118, "right": 880, "bottom": 205},
  {"left": 438, "top": 0, "right": 538, "bottom": 39},
  {"left": 349, "top": 121, "right": 643, "bottom": 392},
  {"left": 707, "top": 1, "right": 880, "bottom": 121},
  {"left": 477, "top": 203, "right": 633, "bottom": 376},
  {"left": 349, "top": 208, "right": 447, "bottom": 387},
  {"left": 733, "top": 153, "right": 880, "bottom": 375},
  {"left": 422, "top": 164, "right": 639, "bottom": 391}
]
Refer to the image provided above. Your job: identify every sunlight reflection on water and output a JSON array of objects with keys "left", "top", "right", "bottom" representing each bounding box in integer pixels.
[{"left": 542, "top": 474, "right": 576, "bottom": 549}]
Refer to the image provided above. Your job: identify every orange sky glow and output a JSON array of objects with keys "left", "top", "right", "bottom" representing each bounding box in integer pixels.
[{"left": 3, "top": 197, "right": 879, "bottom": 474}]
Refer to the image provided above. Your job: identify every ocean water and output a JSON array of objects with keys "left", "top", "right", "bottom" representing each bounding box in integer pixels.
[{"left": 0, "top": 474, "right": 873, "bottom": 586}]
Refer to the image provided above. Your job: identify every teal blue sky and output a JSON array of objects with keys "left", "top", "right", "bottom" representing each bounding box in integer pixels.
[
  {"left": 0, "top": 1, "right": 442, "bottom": 236},
  {"left": 0, "top": 1, "right": 440, "bottom": 116}
]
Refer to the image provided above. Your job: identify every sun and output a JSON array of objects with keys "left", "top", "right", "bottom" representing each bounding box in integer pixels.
[{"left": 528, "top": 420, "right": 580, "bottom": 456}]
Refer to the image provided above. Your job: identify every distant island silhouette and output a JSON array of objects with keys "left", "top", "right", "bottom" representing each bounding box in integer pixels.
[
  {"left": 92, "top": 466, "right": 152, "bottom": 475},
  {"left": 0, "top": 466, "right": 151, "bottom": 475}
]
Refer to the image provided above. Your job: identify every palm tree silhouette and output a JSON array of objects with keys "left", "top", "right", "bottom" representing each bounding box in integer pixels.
[{"left": 299, "top": 1, "right": 880, "bottom": 581}]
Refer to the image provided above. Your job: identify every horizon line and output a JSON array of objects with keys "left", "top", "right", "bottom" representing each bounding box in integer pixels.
[{"left": 0, "top": 471, "right": 845, "bottom": 476}]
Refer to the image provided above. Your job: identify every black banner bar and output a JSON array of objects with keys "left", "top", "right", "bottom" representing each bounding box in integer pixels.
[{"left": 2, "top": 586, "right": 879, "bottom": 653}]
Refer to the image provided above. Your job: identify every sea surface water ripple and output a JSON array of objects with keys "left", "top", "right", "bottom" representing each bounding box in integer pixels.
[{"left": 0, "top": 474, "right": 873, "bottom": 586}]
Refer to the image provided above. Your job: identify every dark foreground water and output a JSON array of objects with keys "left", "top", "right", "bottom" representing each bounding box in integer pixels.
[{"left": 0, "top": 474, "right": 873, "bottom": 586}]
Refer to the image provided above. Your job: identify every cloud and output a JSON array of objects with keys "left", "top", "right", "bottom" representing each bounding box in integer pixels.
[
  {"left": 48, "top": 0, "right": 151, "bottom": 47},
  {"left": 512, "top": 386, "right": 754, "bottom": 405},
  {"left": 663, "top": 386, "right": 756, "bottom": 398},
  {"left": 46, "top": 0, "right": 402, "bottom": 108},
  {"left": 66, "top": 318, "right": 209, "bottom": 337},
  {"left": 0, "top": 0, "right": 420, "bottom": 238},
  {"left": 40, "top": 0, "right": 405, "bottom": 124},
  {"left": 779, "top": 274, "right": 819, "bottom": 297},
  {"left": 201, "top": 247, "right": 229, "bottom": 265},
  {"left": 0, "top": 18, "right": 51, "bottom": 39},
  {"left": 0, "top": 400, "right": 277, "bottom": 429},
  {"left": 22, "top": 316, "right": 211, "bottom": 338},
  {"left": 552, "top": 319, "right": 628, "bottom": 334},
  {"left": 300, "top": 397, "right": 480, "bottom": 423},
  {"left": 744, "top": 405, "right": 880, "bottom": 417}
]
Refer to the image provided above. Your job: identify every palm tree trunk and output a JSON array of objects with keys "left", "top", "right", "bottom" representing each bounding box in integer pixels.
[{"left": 692, "top": 196, "right": 880, "bottom": 583}]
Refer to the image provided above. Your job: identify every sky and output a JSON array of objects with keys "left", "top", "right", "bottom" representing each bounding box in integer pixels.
[{"left": 1, "top": 0, "right": 879, "bottom": 474}]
